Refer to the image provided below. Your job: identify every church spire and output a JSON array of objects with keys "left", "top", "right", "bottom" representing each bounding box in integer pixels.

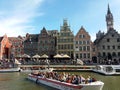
[
  {"left": 107, "top": 4, "right": 111, "bottom": 14},
  {"left": 106, "top": 4, "right": 114, "bottom": 31}
]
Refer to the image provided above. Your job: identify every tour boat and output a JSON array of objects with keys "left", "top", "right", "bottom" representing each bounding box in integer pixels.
[
  {"left": 27, "top": 74, "right": 104, "bottom": 90},
  {"left": 92, "top": 65, "right": 120, "bottom": 75},
  {"left": 0, "top": 59, "right": 22, "bottom": 72}
]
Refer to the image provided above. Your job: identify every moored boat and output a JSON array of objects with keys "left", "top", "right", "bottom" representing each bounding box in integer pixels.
[
  {"left": 27, "top": 73, "right": 104, "bottom": 90},
  {"left": 0, "top": 59, "right": 22, "bottom": 72},
  {"left": 21, "top": 67, "right": 53, "bottom": 73},
  {"left": 0, "top": 67, "right": 21, "bottom": 72},
  {"left": 92, "top": 65, "right": 120, "bottom": 75}
]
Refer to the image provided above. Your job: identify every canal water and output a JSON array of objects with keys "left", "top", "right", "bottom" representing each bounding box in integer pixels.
[{"left": 0, "top": 72, "right": 120, "bottom": 90}]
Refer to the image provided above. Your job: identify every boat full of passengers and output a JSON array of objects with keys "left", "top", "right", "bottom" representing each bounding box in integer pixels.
[{"left": 27, "top": 71, "right": 104, "bottom": 90}]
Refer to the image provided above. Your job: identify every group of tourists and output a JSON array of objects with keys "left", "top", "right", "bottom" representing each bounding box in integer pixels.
[{"left": 32, "top": 71, "right": 96, "bottom": 84}]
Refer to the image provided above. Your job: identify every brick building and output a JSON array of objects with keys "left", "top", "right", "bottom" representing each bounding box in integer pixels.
[
  {"left": 38, "top": 27, "right": 58, "bottom": 58},
  {"left": 0, "top": 34, "right": 12, "bottom": 59},
  {"left": 8, "top": 36, "right": 24, "bottom": 59},
  {"left": 74, "top": 26, "right": 92, "bottom": 62},
  {"left": 24, "top": 27, "right": 58, "bottom": 58}
]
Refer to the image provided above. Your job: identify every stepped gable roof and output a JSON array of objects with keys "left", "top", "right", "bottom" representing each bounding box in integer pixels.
[
  {"left": 24, "top": 34, "right": 39, "bottom": 42},
  {"left": 40, "top": 27, "right": 58, "bottom": 37},
  {"left": 39, "top": 27, "right": 50, "bottom": 37},
  {"left": 41, "top": 27, "right": 48, "bottom": 34},
  {"left": 75, "top": 26, "right": 90, "bottom": 38},
  {"left": 94, "top": 28, "right": 120, "bottom": 45},
  {"left": 47, "top": 30, "right": 58, "bottom": 36}
]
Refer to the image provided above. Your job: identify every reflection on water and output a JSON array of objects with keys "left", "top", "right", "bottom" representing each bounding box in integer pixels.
[{"left": 0, "top": 72, "right": 119, "bottom": 90}]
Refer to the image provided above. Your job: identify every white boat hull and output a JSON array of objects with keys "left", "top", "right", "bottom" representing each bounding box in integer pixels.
[
  {"left": 93, "top": 65, "right": 120, "bottom": 75},
  {"left": 0, "top": 67, "right": 21, "bottom": 72},
  {"left": 28, "top": 74, "right": 104, "bottom": 90},
  {"left": 21, "top": 68, "right": 53, "bottom": 73}
]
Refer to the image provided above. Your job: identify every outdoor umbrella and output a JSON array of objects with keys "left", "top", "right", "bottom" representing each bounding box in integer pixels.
[
  {"left": 41, "top": 54, "right": 48, "bottom": 58},
  {"left": 21, "top": 54, "right": 30, "bottom": 58},
  {"left": 62, "top": 54, "right": 70, "bottom": 58},
  {"left": 32, "top": 54, "right": 40, "bottom": 58},
  {"left": 54, "top": 54, "right": 62, "bottom": 58}
]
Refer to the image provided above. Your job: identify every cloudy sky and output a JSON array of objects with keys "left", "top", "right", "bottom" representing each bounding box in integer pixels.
[{"left": 0, "top": 0, "right": 120, "bottom": 41}]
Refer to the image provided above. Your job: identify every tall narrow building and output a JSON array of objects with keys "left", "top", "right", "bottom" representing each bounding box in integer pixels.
[
  {"left": 38, "top": 27, "right": 57, "bottom": 58},
  {"left": 75, "top": 26, "right": 92, "bottom": 62},
  {"left": 57, "top": 19, "right": 74, "bottom": 58}
]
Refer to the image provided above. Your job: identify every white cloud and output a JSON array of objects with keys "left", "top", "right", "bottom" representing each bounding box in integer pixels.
[{"left": 0, "top": 0, "right": 44, "bottom": 37}]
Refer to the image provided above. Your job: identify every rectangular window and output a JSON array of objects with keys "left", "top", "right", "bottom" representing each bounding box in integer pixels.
[
  {"left": 80, "top": 53, "right": 82, "bottom": 58},
  {"left": 83, "top": 46, "right": 86, "bottom": 51},
  {"left": 117, "top": 38, "right": 120, "bottom": 42},
  {"left": 118, "top": 46, "right": 120, "bottom": 49},
  {"left": 107, "top": 39, "right": 110, "bottom": 42},
  {"left": 87, "top": 53, "right": 90, "bottom": 58},
  {"left": 79, "top": 41, "right": 82, "bottom": 44},
  {"left": 107, "top": 46, "right": 110, "bottom": 50},
  {"left": 112, "top": 46, "right": 115, "bottom": 49},
  {"left": 79, "top": 35, "right": 82, "bottom": 38},
  {"left": 84, "top": 53, "right": 86, "bottom": 58},
  {"left": 83, "top": 41, "right": 86, "bottom": 44},
  {"left": 76, "top": 54, "right": 78, "bottom": 58},
  {"left": 103, "top": 52, "right": 106, "bottom": 56},
  {"left": 83, "top": 35, "right": 85, "bottom": 38},
  {"left": 87, "top": 40, "right": 90, "bottom": 44},
  {"left": 102, "top": 45, "right": 105, "bottom": 49},
  {"left": 68, "top": 45, "right": 70, "bottom": 49},
  {"left": 71, "top": 45, "right": 73, "bottom": 49},
  {"left": 79, "top": 46, "right": 82, "bottom": 51},
  {"left": 76, "top": 41, "right": 78, "bottom": 44},
  {"left": 87, "top": 46, "right": 90, "bottom": 51}
]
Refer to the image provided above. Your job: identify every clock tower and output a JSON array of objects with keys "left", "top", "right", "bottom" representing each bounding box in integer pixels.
[{"left": 106, "top": 4, "right": 114, "bottom": 31}]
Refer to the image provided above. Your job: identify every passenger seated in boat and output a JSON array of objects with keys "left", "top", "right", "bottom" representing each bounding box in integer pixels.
[
  {"left": 66, "top": 75, "right": 72, "bottom": 83},
  {"left": 80, "top": 75, "right": 85, "bottom": 84},
  {"left": 91, "top": 78, "right": 96, "bottom": 82},
  {"left": 86, "top": 76, "right": 92, "bottom": 83},
  {"left": 72, "top": 75, "right": 80, "bottom": 84},
  {"left": 58, "top": 73, "right": 66, "bottom": 82}
]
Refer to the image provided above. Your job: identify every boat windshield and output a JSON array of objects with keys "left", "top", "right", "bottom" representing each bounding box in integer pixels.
[
  {"left": 105, "top": 66, "right": 113, "bottom": 72},
  {"left": 96, "top": 66, "right": 102, "bottom": 70}
]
